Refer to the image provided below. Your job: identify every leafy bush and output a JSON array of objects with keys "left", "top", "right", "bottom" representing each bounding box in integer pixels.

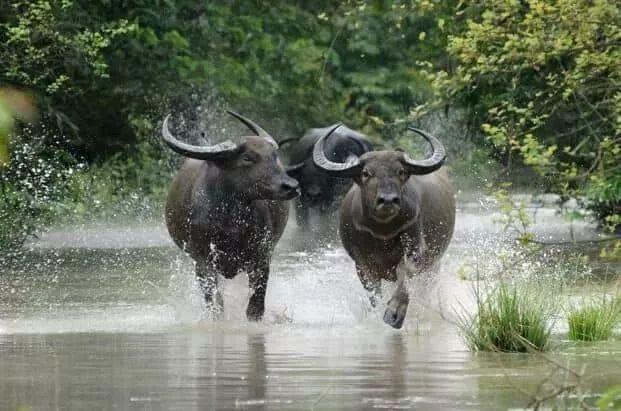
[
  {"left": 0, "top": 1, "right": 468, "bottom": 251},
  {"left": 598, "top": 386, "right": 621, "bottom": 410},
  {"left": 59, "top": 141, "right": 175, "bottom": 221},
  {"left": 0, "top": 1, "right": 455, "bottom": 158},
  {"left": 0, "top": 129, "right": 75, "bottom": 250},
  {"left": 459, "top": 282, "right": 554, "bottom": 352},
  {"left": 0, "top": 0, "right": 136, "bottom": 152},
  {"left": 567, "top": 297, "right": 621, "bottom": 341},
  {"left": 418, "top": 0, "right": 621, "bottom": 222},
  {"left": 0, "top": 131, "right": 173, "bottom": 251}
]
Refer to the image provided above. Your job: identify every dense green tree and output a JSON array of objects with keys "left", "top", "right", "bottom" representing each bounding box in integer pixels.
[
  {"left": 417, "top": 0, "right": 620, "bottom": 223},
  {"left": 1, "top": 0, "right": 453, "bottom": 156},
  {"left": 0, "top": 0, "right": 455, "bottom": 248}
]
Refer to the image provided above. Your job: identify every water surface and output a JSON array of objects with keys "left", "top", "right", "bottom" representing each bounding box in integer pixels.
[{"left": 1, "top": 199, "right": 619, "bottom": 410}]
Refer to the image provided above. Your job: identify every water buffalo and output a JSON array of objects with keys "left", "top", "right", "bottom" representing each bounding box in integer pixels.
[
  {"left": 285, "top": 125, "right": 373, "bottom": 228},
  {"left": 313, "top": 124, "right": 455, "bottom": 328},
  {"left": 162, "top": 111, "right": 299, "bottom": 321}
]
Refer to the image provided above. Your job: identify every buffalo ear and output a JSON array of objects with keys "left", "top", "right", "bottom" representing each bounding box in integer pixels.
[
  {"left": 345, "top": 155, "right": 365, "bottom": 185},
  {"left": 351, "top": 169, "right": 365, "bottom": 186}
]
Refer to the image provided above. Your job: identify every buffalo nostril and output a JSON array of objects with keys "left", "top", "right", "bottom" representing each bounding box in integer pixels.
[{"left": 377, "top": 195, "right": 400, "bottom": 206}]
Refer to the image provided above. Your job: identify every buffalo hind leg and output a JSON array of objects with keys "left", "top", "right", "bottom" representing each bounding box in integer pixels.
[
  {"left": 357, "top": 265, "right": 381, "bottom": 308},
  {"left": 384, "top": 265, "right": 409, "bottom": 329},
  {"left": 247, "top": 260, "right": 269, "bottom": 321},
  {"left": 196, "top": 260, "right": 223, "bottom": 316}
]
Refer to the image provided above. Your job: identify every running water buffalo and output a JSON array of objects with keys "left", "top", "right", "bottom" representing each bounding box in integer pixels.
[
  {"left": 162, "top": 111, "right": 300, "bottom": 320},
  {"left": 285, "top": 125, "right": 373, "bottom": 228},
  {"left": 313, "top": 125, "right": 455, "bottom": 329}
]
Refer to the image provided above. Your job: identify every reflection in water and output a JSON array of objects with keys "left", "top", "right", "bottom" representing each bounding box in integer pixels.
[
  {"left": 0, "top": 201, "right": 619, "bottom": 409},
  {"left": 243, "top": 333, "right": 267, "bottom": 409},
  {"left": 389, "top": 334, "right": 407, "bottom": 404},
  {"left": 2, "top": 328, "right": 619, "bottom": 410},
  {"left": 360, "top": 333, "right": 409, "bottom": 409}
]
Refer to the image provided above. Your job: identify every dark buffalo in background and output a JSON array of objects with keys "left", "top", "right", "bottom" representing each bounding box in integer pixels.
[
  {"left": 162, "top": 111, "right": 299, "bottom": 321},
  {"left": 285, "top": 125, "right": 373, "bottom": 229},
  {"left": 313, "top": 124, "right": 455, "bottom": 329}
]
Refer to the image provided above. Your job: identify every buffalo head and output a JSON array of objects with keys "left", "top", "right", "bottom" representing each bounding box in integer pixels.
[
  {"left": 312, "top": 124, "right": 446, "bottom": 223},
  {"left": 285, "top": 125, "right": 372, "bottom": 211},
  {"left": 162, "top": 111, "right": 299, "bottom": 201}
]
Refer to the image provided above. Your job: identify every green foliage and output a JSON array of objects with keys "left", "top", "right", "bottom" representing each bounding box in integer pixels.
[
  {"left": 0, "top": 135, "right": 173, "bottom": 249},
  {"left": 0, "top": 0, "right": 465, "bottom": 248},
  {"left": 0, "top": 130, "right": 75, "bottom": 250},
  {"left": 490, "top": 183, "right": 535, "bottom": 245},
  {"left": 1, "top": 1, "right": 136, "bottom": 143},
  {"left": 2, "top": 0, "right": 617, "bottom": 248},
  {"left": 2, "top": 1, "right": 134, "bottom": 91},
  {"left": 59, "top": 142, "right": 174, "bottom": 221},
  {"left": 418, "top": 0, "right": 621, "bottom": 221},
  {"left": 598, "top": 386, "right": 621, "bottom": 410},
  {"left": 459, "top": 282, "right": 553, "bottom": 352},
  {"left": 0, "top": 0, "right": 455, "bottom": 157},
  {"left": 567, "top": 297, "right": 621, "bottom": 341}
]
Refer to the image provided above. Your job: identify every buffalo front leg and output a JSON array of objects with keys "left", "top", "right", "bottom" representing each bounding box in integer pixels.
[
  {"left": 383, "top": 265, "right": 409, "bottom": 329},
  {"left": 357, "top": 265, "right": 381, "bottom": 308},
  {"left": 196, "top": 260, "right": 223, "bottom": 316},
  {"left": 295, "top": 200, "right": 309, "bottom": 229},
  {"left": 246, "top": 260, "right": 269, "bottom": 321},
  {"left": 383, "top": 232, "right": 427, "bottom": 328}
]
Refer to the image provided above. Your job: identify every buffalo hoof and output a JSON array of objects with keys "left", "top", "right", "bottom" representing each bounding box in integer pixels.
[
  {"left": 383, "top": 298, "right": 408, "bottom": 329},
  {"left": 246, "top": 305, "right": 265, "bottom": 322}
]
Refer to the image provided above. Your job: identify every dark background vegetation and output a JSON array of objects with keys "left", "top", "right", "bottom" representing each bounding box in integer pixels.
[{"left": 0, "top": 0, "right": 619, "bottom": 249}]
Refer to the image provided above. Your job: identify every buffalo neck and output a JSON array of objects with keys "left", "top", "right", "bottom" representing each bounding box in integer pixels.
[
  {"left": 350, "top": 186, "right": 419, "bottom": 240},
  {"left": 198, "top": 164, "right": 254, "bottom": 213}
]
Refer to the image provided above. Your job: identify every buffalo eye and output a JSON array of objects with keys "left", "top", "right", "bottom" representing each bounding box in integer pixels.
[
  {"left": 362, "top": 169, "right": 372, "bottom": 179},
  {"left": 240, "top": 154, "right": 256, "bottom": 165},
  {"left": 398, "top": 169, "right": 407, "bottom": 179}
]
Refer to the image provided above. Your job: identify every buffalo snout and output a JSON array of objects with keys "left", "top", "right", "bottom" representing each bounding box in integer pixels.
[
  {"left": 304, "top": 184, "right": 324, "bottom": 205},
  {"left": 278, "top": 176, "right": 300, "bottom": 200},
  {"left": 372, "top": 186, "right": 401, "bottom": 221},
  {"left": 307, "top": 184, "right": 321, "bottom": 198}
]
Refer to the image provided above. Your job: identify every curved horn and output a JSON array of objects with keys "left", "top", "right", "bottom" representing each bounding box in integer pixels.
[
  {"left": 401, "top": 127, "right": 446, "bottom": 175},
  {"left": 285, "top": 162, "right": 305, "bottom": 173},
  {"left": 226, "top": 110, "right": 278, "bottom": 148},
  {"left": 312, "top": 123, "right": 362, "bottom": 177},
  {"left": 161, "top": 115, "right": 239, "bottom": 160}
]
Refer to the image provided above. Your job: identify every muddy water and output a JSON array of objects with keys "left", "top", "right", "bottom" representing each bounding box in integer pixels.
[{"left": 1, "top": 198, "right": 619, "bottom": 410}]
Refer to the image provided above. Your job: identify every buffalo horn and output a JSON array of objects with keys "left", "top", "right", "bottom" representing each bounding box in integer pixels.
[
  {"left": 285, "top": 162, "right": 305, "bottom": 173},
  {"left": 401, "top": 127, "right": 446, "bottom": 175},
  {"left": 226, "top": 110, "right": 278, "bottom": 148},
  {"left": 312, "top": 123, "right": 362, "bottom": 177},
  {"left": 161, "top": 115, "right": 239, "bottom": 160}
]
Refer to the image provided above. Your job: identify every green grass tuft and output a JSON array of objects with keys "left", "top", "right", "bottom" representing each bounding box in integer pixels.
[
  {"left": 460, "top": 282, "right": 553, "bottom": 352},
  {"left": 567, "top": 297, "right": 621, "bottom": 342}
]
